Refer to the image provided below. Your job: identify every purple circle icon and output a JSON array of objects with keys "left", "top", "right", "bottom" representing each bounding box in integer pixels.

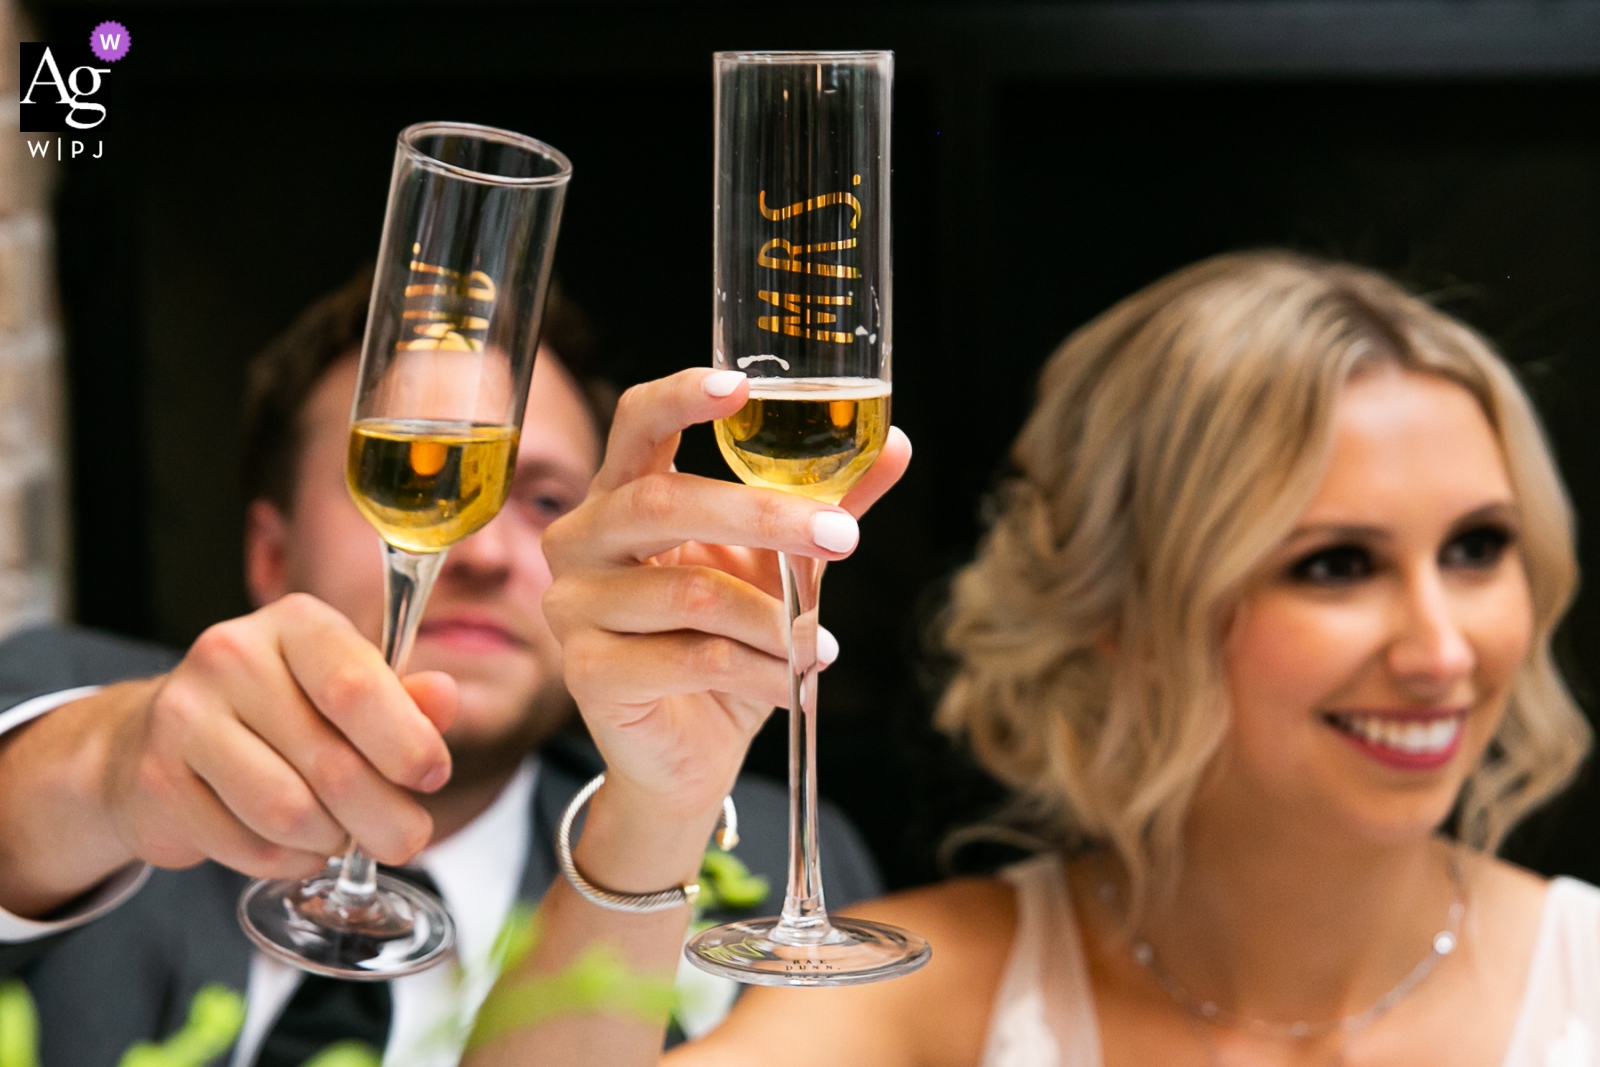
[{"left": 89, "top": 21, "right": 130, "bottom": 63}]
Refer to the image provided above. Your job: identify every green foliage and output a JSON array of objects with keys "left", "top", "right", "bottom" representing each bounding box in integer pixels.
[
  {"left": 491, "top": 902, "right": 542, "bottom": 973},
  {"left": 466, "top": 845, "right": 771, "bottom": 1050},
  {"left": 467, "top": 941, "right": 678, "bottom": 1050},
  {"left": 117, "top": 985, "right": 245, "bottom": 1067},
  {"left": 0, "top": 980, "right": 39, "bottom": 1067},
  {"left": 302, "top": 1040, "right": 381, "bottom": 1067},
  {"left": 695, "top": 849, "right": 769, "bottom": 914},
  {"left": 0, "top": 847, "right": 767, "bottom": 1066}
]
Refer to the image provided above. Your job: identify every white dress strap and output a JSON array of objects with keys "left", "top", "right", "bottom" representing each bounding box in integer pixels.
[
  {"left": 1500, "top": 877, "right": 1600, "bottom": 1067},
  {"left": 978, "top": 862, "right": 1600, "bottom": 1067},
  {"left": 980, "top": 855, "right": 1102, "bottom": 1067}
]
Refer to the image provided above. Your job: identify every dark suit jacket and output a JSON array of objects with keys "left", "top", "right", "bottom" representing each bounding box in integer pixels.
[{"left": 0, "top": 626, "right": 883, "bottom": 1066}]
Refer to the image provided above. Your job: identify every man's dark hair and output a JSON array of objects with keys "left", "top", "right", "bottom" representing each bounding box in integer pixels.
[{"left": 241, "top": 268, "right": 614, "bottom": 511}]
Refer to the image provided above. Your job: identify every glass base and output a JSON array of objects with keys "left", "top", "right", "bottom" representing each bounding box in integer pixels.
[
  {"left": 685, "top": 915, "right": 930, "bottom": 987},
  {"left": 238, "top": 871, "right": 454, "bottom": 979}
]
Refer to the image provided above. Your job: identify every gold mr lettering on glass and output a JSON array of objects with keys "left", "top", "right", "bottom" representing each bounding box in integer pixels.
[{"left": 239, "top": 122, "right": 570, "bottom": 980}]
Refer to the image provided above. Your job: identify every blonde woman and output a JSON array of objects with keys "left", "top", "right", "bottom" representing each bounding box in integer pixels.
[{"left": 468, "top": 253, "right": 1600, "bottom": 1067}]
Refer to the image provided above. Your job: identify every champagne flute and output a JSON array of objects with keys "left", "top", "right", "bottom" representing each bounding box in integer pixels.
[
  {"left": 238, "top": 122, "right": 571, "bottom": 979},
  {"left": 687, "top": 51, "right": 929, "bottom": 986}
]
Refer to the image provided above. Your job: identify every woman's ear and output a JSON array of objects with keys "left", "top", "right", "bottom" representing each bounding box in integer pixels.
[{"left": 244, "top": 498, "right": 290, "bottom": 608}]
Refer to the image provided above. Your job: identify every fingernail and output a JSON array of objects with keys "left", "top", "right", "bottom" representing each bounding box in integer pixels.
[
  {"left": 420, "top": 762, "right": 451, "bottom": 793},
  {"left": 818, "top": 626, "right": 840, "bottom": 665},
  {"left": 703, "top": 370, "right": 746, "bottom": 398},
  {"left": 888, "top": 425, "right": 912, "bottom": 458},
  {"left": 811, "top": 511, "right": 859, "bottom": 553}
]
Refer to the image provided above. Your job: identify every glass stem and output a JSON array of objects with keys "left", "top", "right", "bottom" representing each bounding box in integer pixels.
[
  {"left": 773, "top": 551, "right": 829, "bottom": 945},
  {"left": 331, "top": 543, "right": 449, "bottom": 908}
]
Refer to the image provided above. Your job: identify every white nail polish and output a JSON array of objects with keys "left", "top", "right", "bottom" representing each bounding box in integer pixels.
[
  {"left": 811, "top": 511, "right": 859, "bottom": 553},
  {"left": 818, "top": 626, "right": 841, "bottom": 665},
  {"left": 888, "top": 424, "right": 912, "bottom": 458},
  {"left": 703, "top": 370, "right": 746, "bottom": 397}
]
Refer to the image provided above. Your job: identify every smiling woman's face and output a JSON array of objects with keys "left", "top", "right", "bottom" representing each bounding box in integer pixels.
[{"left": 1214, "top": 365, "right": 1533, "bottom": 844}]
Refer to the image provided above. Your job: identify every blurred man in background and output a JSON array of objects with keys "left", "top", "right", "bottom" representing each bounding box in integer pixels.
[{"left": 0, "top": 271, "right": 881, "bottom": 1066}]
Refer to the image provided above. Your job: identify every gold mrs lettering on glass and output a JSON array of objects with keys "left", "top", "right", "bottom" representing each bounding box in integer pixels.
[{"left": 755, "top": 182, "right": 861, "bottom": 344}]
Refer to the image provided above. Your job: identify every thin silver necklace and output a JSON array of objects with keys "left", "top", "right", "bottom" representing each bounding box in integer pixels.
[{"left": 1111, "top": 857, "right": 1465, "bottom": 1043}]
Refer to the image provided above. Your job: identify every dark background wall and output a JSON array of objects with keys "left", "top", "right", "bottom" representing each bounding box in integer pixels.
[{"left": 28, "top": 0, "right": 1600, "bottom": 888}]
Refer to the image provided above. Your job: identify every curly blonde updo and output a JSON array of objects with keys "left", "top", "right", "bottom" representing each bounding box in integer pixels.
[{"left": 937, "top": 251, "right": 1588, "bottom": 911}]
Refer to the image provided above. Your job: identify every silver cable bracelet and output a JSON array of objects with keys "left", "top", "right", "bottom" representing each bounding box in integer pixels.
[{"left": 556, "top": 772, "right": 739, "bottom": 914}]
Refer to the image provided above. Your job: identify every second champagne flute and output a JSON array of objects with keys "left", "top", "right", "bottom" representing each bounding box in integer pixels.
[
  {"left": 238, "top": 122, "right": 570, "bottom": 979},
  {"left": 687, "top": 50, "right": 930, "bottom": 986}
]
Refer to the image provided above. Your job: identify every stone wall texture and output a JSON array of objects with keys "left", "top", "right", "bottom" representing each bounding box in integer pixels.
[{"left": 0, "top": 0, "right": 69, "bottom": 636}]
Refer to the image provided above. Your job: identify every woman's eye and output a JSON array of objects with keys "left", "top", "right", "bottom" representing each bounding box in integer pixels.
[
  {"left": 1442, "top": 525, "right": 1512, "bottom": 569},
  {"left": 1290, "top": 545, "right": 1374, "bottom": 585}
]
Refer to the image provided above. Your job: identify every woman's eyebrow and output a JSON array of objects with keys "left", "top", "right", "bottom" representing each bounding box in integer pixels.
[
  {"left": 1446, "top": 501, "right": 1518, "bottom": 535},
  {"left": 1282, "top": 522, "right": 1388, "bottom": 546},
  {"left": 1283, "top": 501, "right": 1517, "bottom": 547}
]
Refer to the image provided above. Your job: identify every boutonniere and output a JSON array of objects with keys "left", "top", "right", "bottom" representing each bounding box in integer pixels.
[{"left": 691, "top": 846, "right": 770, "bottom": 920}]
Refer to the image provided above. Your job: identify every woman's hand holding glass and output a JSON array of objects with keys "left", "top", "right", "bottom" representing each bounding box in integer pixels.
[{"left": 539, "top": 368, "right": 911, "bottom": 882}]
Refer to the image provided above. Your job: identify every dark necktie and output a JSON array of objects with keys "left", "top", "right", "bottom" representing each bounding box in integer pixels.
[{"left": 254, "top": 867, "right": 442, "bottom": 1067}]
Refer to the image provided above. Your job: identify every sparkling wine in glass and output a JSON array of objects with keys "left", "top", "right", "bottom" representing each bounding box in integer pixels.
[
  {"left": 238, "top": 122, "right": 570, "bottom": 979},
  {"left": 688, "top": 50, "right": 930, "bottom": 987}
]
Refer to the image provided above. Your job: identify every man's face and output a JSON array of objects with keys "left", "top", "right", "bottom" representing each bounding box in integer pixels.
[{"left": 245, "top": 348, "right": 602, "bottom": 777}]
